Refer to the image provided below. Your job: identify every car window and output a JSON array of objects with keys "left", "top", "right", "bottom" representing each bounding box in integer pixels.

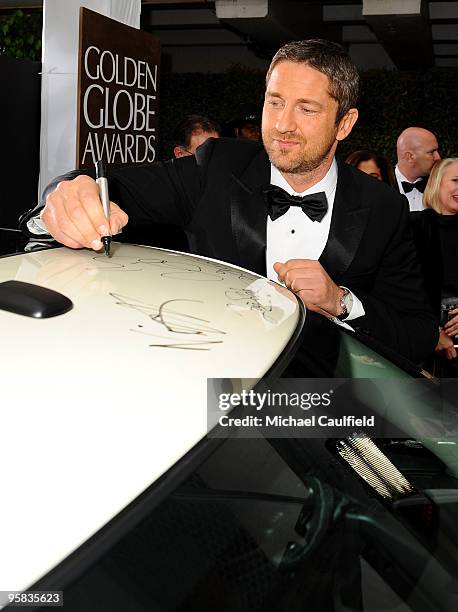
[{"left": 50, "top": 430, "right": 457, "bottom": 612}]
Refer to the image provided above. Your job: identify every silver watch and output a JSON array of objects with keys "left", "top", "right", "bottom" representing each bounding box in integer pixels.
[{"left": 336, "top": 286, "right": 353, "bottom": 321}]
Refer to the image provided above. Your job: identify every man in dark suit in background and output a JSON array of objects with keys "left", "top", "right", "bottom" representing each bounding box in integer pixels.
[{"left": 22, "top": 39, "right": 437, "bottom": 371}]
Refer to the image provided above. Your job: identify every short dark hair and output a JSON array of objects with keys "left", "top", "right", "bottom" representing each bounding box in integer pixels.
[
  {"left": 266, "top": 39, "right": 360, "bottom": 123},
  {"left": 345, "top": 149, "right": 396, "bottom": 187},
  {"left": 172, "top": 115, "right": 221, "bottom": 149}
]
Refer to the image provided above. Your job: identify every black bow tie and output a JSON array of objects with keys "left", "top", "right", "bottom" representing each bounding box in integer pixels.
[
  {"left": 401, "top": 176, "right": 428, "bottom": 194},
  {"left": 262, "top": 185, "right": 328, "bottom": 222}
]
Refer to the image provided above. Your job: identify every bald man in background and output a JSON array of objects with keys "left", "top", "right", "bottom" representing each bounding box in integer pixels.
[{"left": 395, "top": 127, "right": 441, "bottom": 211}]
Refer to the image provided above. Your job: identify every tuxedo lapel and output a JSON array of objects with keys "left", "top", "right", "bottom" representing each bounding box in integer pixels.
[
  {"left": 230, "top": 149, "right": 270, "bottom": 276},
  {"left": 319, "top": 161, "right": 371, "bottom": 281},
  {"left": 229, "top": 155, "right": 371, "bottom": 280}
]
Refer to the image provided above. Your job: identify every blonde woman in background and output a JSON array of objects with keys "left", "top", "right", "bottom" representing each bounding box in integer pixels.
[{"left": 411, "top": 158, "right": 458, "bottom": 372}]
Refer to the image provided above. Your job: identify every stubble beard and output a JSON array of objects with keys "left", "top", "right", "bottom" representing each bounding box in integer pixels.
[{"left": 263, "top": 132, "right": 336, "bottom": 176}]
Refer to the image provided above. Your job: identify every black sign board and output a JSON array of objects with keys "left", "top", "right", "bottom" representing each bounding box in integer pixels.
[{"left": 77, "top": 8, "right": 160, "bottom": 169}]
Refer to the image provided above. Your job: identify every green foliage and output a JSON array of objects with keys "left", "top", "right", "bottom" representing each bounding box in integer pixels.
[
  {"left": 340, "top": 67, "right": 458, "bottom": 162},
  {"left": 158, "top": 65, "right": 458, "bottom": 161},
  {"left": 0, "top": 10, "right": 42, "bottom": 61}
]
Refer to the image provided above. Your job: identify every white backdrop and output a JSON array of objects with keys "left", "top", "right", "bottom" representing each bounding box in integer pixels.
[{"left": 39, "top": 0, "right": 141, "bottom": 195}]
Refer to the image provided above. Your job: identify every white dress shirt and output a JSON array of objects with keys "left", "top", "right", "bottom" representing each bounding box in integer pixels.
[
  {"left": 266, "top": 159, "right": 364, "bottom": 321},
  {"left": 395, "top": 166, "right": 425, "bottom": 212}
]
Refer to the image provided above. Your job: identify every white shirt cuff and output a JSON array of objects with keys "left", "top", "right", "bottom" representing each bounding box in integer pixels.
[
  {"left": 26, "top": 215, "right": 49, "bottom": 235},
  {"left": 345, "top": 289, "right": 365, "bottom": 321},
  {"left": 331, "top": 289, "right": 365, "bottom": 332}
]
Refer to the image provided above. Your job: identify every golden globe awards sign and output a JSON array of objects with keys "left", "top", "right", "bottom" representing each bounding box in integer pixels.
[{"left": 77, "top": 8, "right": 160, "bottom": 169}]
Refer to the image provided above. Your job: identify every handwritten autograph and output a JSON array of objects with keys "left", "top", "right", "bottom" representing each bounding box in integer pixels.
[
  {"left": 225, "top": 287, "right": 285, "bottom": 324},
  {"left": 110, "top": 292, "right": 225, "bottom": 351},
  {"left": 90, "top": 255, "right": 254, "bottom": 282},
  {"left": 88, "top": 253, "right": 278, "bottom": 348}
]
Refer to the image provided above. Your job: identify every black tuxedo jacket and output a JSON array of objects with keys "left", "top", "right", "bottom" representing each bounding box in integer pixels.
[
  {"left": 410, "top": 209, "right": 444, "bottom": 315},
  {"left": 23, "top": 138, "right": 437, "bottom": 364}
]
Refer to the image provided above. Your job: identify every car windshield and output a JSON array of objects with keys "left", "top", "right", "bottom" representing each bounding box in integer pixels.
[{"left": 45, "top": 404, "right": 457, "bottom": 612}]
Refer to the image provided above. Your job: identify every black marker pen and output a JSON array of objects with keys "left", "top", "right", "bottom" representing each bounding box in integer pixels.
[{"left": 95, "top": 160, "right": 111, "bottom": 257}]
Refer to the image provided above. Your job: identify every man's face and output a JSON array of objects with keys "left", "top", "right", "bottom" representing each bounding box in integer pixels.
[
  {"left": 236, "top": 122, "right": 261, "bottom": 141},
  {"left": 262, "top": 61, "right": 342, "bottom": 175},
  {"left": 412, "top": 135, "right": 441, "bottom": 177},
  {"left": 174, "top": 129, "right": 219, "bottom": 158},
  {"left": 188, "top": 129, "right": 219, "bottom": 154}
]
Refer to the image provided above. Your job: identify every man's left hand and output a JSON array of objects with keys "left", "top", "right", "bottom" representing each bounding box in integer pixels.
[
  {"left": 435, "top": 329, "right": 457, "bottom": 360},
  {"left": 444, "top": 307, "right": 458, "bottom": 338},
  {"left": 273, "top": 259, "right": 343, "bottom": 318}
]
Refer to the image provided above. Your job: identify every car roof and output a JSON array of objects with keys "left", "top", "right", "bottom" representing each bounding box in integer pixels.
[{"left": 0, "top": 244, "right": 301, "bottom": 596}]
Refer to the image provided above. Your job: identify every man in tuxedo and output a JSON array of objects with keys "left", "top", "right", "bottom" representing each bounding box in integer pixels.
[
  {"left": 22, "top": 39, "right": 437, "bottom": 369},
  {"left": 395, "top": 127, "right": 441, "bottom": 211}
]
